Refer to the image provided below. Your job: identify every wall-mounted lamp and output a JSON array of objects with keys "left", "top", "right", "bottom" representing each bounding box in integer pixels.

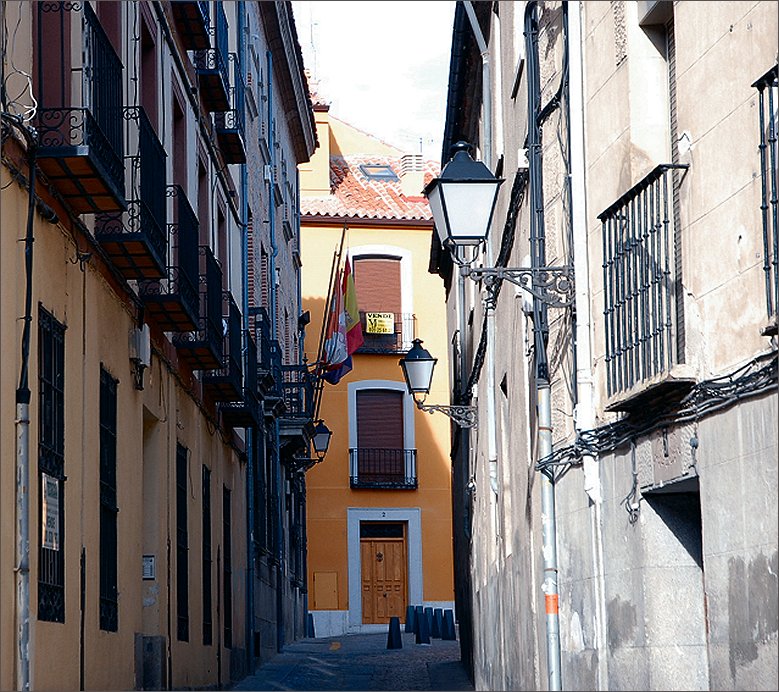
[
  {"left": 399, "top": 339, "right": 477, "bottom": 428},
  {"left": 425, "top": 141, "right": 574, "bottom": 308},
  {"left": 311, "top": 419, "right": 333, "bottom": 461}
]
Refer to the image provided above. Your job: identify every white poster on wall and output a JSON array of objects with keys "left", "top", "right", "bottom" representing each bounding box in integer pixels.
[{"left": 42, "top": 473, "right": 60, "bottom": 551}]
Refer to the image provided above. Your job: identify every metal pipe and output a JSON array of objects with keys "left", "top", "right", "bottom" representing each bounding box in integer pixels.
[{"left": 15, "top": 401, "right": 30, "bottom": 692}]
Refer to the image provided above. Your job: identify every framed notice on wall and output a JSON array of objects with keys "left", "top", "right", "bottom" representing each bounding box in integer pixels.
[{"left": 41, "top": 472, "right": 60, "bottom": 551}]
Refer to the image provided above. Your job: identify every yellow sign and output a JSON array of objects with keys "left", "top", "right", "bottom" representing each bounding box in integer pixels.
[{"left": 366, "top": 312, "right": 395, "bottom": 334}]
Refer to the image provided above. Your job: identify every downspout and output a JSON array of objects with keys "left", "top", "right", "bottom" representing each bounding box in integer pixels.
[
  {"left": 237, "top": 5, "right": 255, "bottom": 669},
  {"left": 567, "top": 3, "right": 608, "bottom": 689},
  {"left": 462, "top": 2, "right": 500, "bottom": 502},
  {"left": 267, "top": 48, "right": 285, "bottom": 653},
  {"left": 525, "top": 2, "right": 562, "bottom": 689}
]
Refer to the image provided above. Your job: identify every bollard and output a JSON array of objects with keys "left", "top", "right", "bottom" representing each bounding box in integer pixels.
[
  {"left": 306, "top": 612, "right": 316, "bottom": 638},
  {"left": 387, "top": 616, "right": 403, "bottom": 649},
  {"left": 414, "top": 605, "right": 424, "bottom": 635},
  {"left": 415, "top": 606, "right": 431, "bottom": 645},
  {"left": 405, "top": 605, "right": 416, "bottom": 633},
  {"left": 432, "top": 608, "right": 443, "bottom": 638},
  {"left": 442, "top": 609, "right": 456, "bottom": 640},
  {"left": 424, "top": 607, "right": 434, "bottom": 638}
]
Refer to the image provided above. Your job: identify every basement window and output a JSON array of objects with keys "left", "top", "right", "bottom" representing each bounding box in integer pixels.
[{"left": 359, "top": 164, "right": 398, "bottom": 181}]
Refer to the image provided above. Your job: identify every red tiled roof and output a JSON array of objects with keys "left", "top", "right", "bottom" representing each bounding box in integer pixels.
[{"left": 301, "top": 154, "right": 439, "bottom": 222}]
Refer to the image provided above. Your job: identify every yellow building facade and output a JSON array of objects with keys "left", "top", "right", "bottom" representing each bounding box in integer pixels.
[{"left": 299, "top": 97, "right": 455, "bottom": 636}]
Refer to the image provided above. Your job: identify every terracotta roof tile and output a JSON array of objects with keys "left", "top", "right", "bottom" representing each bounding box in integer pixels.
[{"left": 301, "top": 154, "right": 439, "bottom": 221}]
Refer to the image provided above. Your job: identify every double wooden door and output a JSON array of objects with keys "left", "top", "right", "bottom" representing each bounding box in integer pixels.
[{"left": 360, "top": 526, "right": 407, "bottom": 624}]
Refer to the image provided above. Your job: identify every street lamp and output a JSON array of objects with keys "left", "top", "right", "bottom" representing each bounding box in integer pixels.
[
  {"left": 425, "top": 141, "right": 575, "bottom": 308},
  {"left": 399, "top": 339, "right": 477, "bottom": 428},
  {"left": 311, "top": 419, "right": 333, "bottom": 462}
]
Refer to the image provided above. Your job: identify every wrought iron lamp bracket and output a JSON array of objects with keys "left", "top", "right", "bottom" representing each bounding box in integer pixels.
[
  {"left": 413, "top": 396, "right": 478, "bottom": 428},
  {"left": 462, "top": 265, "right": 575, "bottom": 309}
]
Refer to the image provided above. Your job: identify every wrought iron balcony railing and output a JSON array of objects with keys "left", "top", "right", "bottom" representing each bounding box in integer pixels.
[
  {"left": 214, "top": 53, "right": 246, "bottom": 164},
  {"left": 204, "top": 292, "right": 244, "bottom": 401},
  {"left": 263, "top": 340, "right": 286, "bottom": 418},
  {"left": 349, "top": 448, "right": 418, "bottom": 490},
  {"left": 94, "top": 107, "right": 167, "bottom": 279},
  {"left": 35, "top": 2, "right": 125, "bottom": 213},
  {"left": 598, "top": 163, "right": 688, "bottom": 398},
  {"left": 193, "top": 2, "right": 229, "bottom": 112},
  {"left": 250, "top": 306, "right": 277, "bottom": 396},
  {"left": 355, "top": 312, "right": 416, "bottom": 354},
  {"left": 221, "top": 331, "right": 260, "bottom": 429},
  {"left": 139, "top": 186, "right": 200, "bottom": 331},
  {"left": 171, "top": 0, "right": 211, "bottom": 51},
  {"left": 173, "top": 246, "right": 224, "bottom": 371},
  {"left": 280, "top": 365, "right": 314, "bottom": 420}
]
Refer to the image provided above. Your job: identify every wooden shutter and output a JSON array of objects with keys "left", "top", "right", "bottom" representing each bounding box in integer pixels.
[
  {"left": 353, "top": 257, "right": 402, "bottom": 314},
  {"left": 356, "top": 390, "right": 403, "bottom": 449}
]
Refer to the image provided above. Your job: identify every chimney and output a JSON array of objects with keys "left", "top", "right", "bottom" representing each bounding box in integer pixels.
[{"left": 399, "top": 153, "right": 425, "bottom": 198}]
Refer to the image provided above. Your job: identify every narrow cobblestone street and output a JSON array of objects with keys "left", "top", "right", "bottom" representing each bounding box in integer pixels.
[{"left": 230, "top": 632, "right": 474, "bottom": 691}]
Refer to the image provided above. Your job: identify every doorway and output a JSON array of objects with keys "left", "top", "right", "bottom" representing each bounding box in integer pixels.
[{"left": 359, "top": 522, "right": 407, "bottom": 624}]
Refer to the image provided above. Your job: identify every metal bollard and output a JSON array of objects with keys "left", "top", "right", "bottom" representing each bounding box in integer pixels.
[{"left": 387, "top": 616, "right": 403, "bottom": 649}]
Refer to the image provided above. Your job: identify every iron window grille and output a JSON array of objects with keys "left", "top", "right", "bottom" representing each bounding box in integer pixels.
[
  {"left": 99, "top": 367, "right": 118, "bottom": 632},
  {"left": 176, "top": 443, "right": 189, "bottom": 642},
  {"left": 223, "top": 486, "right": 233, "bottom": 650},
  {"left": 38, "top": 306, "right": 66, "bottom": 623},
  {"left": 598, "top": 164, "right": 688, "bottom": 397},
  {"left": 753, "top": 65, "right": 779, "bottom": 329},
  {"left": 202, "top": 465, "right": 213, "bottom": 646},
  {"left": 349, "top": 448, "right": 418, "bottom": 490}
]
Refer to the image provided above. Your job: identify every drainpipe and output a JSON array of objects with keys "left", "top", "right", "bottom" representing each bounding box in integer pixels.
[
  {"left": 462, "top": 3, "right": 500, "bottom": 520},
  {"left": 567, "top": 3, "right": 608, "bottom": 689},
  {"left": 237, "top": 5, "right": 255, "bottom": 668},
  {"left": 525, "top": 2, "right": 562, "bottom": 689},
  {"left": 266, "top": 48, "right": 285, "bottom": 653}
]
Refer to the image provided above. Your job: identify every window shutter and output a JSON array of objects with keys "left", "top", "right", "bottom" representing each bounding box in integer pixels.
[
  {"left": 353, "top": 257, "right": 402, "bottom": 314},
  {"left": 356, "top": 389, "right": 404, "bottom": 449}
]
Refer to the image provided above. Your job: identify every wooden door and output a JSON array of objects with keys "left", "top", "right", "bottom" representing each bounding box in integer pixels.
[{"left": 360, "top": 533, "right": 407, "bottom": 624}]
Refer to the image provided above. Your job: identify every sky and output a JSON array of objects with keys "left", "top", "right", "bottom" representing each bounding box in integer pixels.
[{"left": 292, "top": 1, "right": 456, "bottom": 163}]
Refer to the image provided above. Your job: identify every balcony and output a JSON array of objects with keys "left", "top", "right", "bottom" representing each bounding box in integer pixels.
[
  {"left": 356, "top": 312, "right": 416, "bottom": 354},
  {"left": 278, "top": 365, "right": 315, "bottom": 453},
  {"left": 250, "top": 307, "right": 277, "bottom": 397},
  {"left": 138, "top": 186, "right": 200, "bottom": 331},
  {"left": 35, "top": 3, "right": 124, "bottom": 214},
  {"left": 203, "top": 292, "right": 243, "bottom": 401},
  {"left": 94, "top": 108, "right": 167, "bottom": 280},
  {"left": 214, "top": 54, "right": 246, "bottom": 164},
  {"left": 173, "top": 246, "right": 223, "bottom": 371},
  {"left": 349, "top": 448, "right": 417, "bottom": 490},
  {"left": 263, "top": 340, "right": 286, "bottom": 419},
  {"left": 171, "top": 1, "right": 210, "bottom": 51},
  {"left": 221, "top": 331, "right": 260, "bottom": 429},
  {"left": 194, "top": 3, "right": 229, "bottom": 112}
]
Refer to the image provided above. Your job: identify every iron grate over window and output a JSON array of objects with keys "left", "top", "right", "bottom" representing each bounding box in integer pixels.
[
  {"left": 753, "top": 65, "right": 779, "bottom": 326},
  {"left": 176, "top": 444, "right": 189, "bottom": 642},
  {"left": 99, "top": 367, "right": 118, "bottom": 632},
  {"left": 598, "top": 164, "right": 688, "bottom": 397},
  {"left": 38, "top": 306, "right": 66, "bottom": 623}
]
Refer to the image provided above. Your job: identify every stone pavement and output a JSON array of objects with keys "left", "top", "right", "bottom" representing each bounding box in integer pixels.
[{"left": 229, "top": 631, "right": 474, "bottom": 691}]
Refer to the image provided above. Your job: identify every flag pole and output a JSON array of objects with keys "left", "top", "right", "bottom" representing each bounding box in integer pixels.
[{"left": 313, "top": 223, "right": 348, "bottom": 418}]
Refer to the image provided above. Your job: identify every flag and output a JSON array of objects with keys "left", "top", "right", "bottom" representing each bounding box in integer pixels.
[{"left": 323, "top": 256, "right": 363, "bottom": 384}]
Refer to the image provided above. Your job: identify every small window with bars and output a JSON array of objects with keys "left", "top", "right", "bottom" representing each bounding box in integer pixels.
[
  {"left": 38, "top": 306, "right": 66, "bottom": 623},
  {"left": 176, "top": 443, "right": 189, "bottom": 641},
  {"left": 753, "top": 65, "right": 778, "bottom": 329},
  {"left": 99, "top": 367, "right": 118, "bottom": 632},
  {"left": 598, "top": 164, "right": 687, "bottom": 397}
]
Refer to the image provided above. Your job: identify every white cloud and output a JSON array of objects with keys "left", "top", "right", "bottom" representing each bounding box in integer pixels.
[{"left": 292, "top": 0, "right": 455, "bottom": 161}]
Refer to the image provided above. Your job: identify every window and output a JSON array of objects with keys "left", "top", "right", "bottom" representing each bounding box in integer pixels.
[
  {"left": 753, "top": 65, "right": 779, "bottom": 329},
  {"left": 202, "top": 465, "right": 212, "bottom": 646},
  {"left": 598, "top": 164, "right": 687, "bottom": 398},
  {"left": 353, "top": 255, "right": 414, "bottom": 353},
  {"left": 176, "top": 443, "right": 189, "bottom": 641},
  {"left": 350, "top": 386, "right": 416, "bottom": 489},
  {"left": 99, "top": 367, "right": 118, "bottom": 632},
  {"left": 38, "top": 306, "right": 66, "bottom": 623},
  {"left": 223, "top": 486, "right": 233, "bottom": 649},
  {"left": 359, "top": 164, "right": 398, "bottom": 181}
]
